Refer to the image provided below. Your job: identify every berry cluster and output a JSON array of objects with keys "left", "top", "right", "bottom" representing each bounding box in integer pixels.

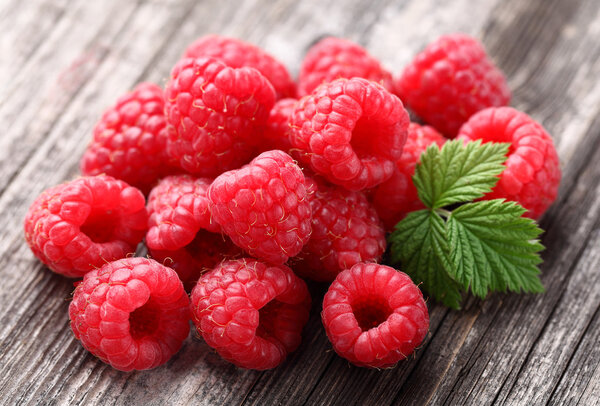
[{"left": 24, "top": 33, "right": 560, "bottom": 373}]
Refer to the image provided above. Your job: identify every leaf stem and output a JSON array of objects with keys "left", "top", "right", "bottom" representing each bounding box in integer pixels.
[{"left": 435, "top": 208, "right": 452, "bottom": 218}]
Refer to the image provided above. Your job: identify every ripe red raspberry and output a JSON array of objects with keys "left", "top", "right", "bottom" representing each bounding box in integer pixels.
[
  {"left": 23, "top": 176, "right": 148, "bottom": 278},
  {"left": 322, "top": 263, "right": 429, "bottom": 368},
  {"left": 289, "top": 78, "right": 409, "bottom": 191},
  {"left": 292, "top": 177, "right": 386, "bottom": 282},
  {"left": 260, "top": 98, "right": 296, "bottom": 153},
  {"left": 80, "top": 83, "right": 177, "bottom": 194},
  {"left": 298, "top": 37, "right": 393, "bottom": 97},
  {"left": 395, "top": 33, "right": 510, "bottom": 137},
  {"left": 164, "top": 57, "right": 276, "bottom": 177},
  {"left": 150, "top": 230, "right": 242, "bottom": 291},
  {"left": 370, "top": 123, "right": 447, "bottom": 231},
  {"left": 190, "top": 258, "right": 311, "bottom": 370},
  {"left": 69, "top": 258, "right": 190, "bottom": 371},
  {"left": 208, "top": 150, "right": 312, "bottom": 264},
  {"left": 183, "top": 35, "right": 296, "bottom": 99},
  {"left": 145, "top": 175, "right": 241, "bottom": 289},
  {"left": 146, "top": 175, "right": 219, "bottom": 250},
  {"left": 457, "top": 107, "right": 561, "bottom": 219}
]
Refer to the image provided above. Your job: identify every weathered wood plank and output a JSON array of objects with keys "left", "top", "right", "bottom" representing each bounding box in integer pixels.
[
  {"left": 503, "top": 220, "right": 600, "bottom": 404},
  {"left": 549, "top": 284, "right": 600, "bottom": 406},
  {"left": 0, "top": 0, "right": 69, "bottom": 100},
  {"left": 0, "top": 0, "right": 139, "bottom": 194}
]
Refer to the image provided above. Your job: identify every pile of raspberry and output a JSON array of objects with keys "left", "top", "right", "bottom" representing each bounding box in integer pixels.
[{"left": 24, "top": 33, "right": 560, "bottom": 372}]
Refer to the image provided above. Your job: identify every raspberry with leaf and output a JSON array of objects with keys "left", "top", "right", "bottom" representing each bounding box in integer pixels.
[
  {"left": 389, "top": 140, "right": 545, "bottom": 308},
  {"left": 457, "top": 107, "right": 561, "bottom": 219},
  {"left": 370, "top": 123, "right": 447, "bottom": 231}
]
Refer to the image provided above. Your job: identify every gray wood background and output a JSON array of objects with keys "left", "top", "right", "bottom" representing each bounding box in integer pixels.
[{"left": 1, "top": 0, "right": 599, "bottom": 404}]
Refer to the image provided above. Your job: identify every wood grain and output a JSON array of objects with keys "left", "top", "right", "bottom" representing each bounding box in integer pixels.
[{"left": 0, "top": 0, "right": 599, "bottom": 405}]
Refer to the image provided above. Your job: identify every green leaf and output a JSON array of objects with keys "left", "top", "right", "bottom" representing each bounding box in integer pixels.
[
  {"left": 413, "top": 140, "right": 509, "bottom": 209},
  {"left": 389, "top": 210, "right": 463, "bottom": 309},
  {"left": 446, "top": 199, "right": 545, "bottom": 298}
]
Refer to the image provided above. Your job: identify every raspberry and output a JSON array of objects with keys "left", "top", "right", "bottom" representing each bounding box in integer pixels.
[
  {"left": 321, "top": 263, "right": 429, "bottom": 368},
  {"left": 208, "top": 150, "right": 312, "bottom": 264},
  {"left": 69, "top": 258, "right": 190, "bottom": 371},
  {"left": 145, "top": 175, "right": 241, "bottom": 289},
  {"left": 457, "top": 107, "right": 561, "bottom": 219},
  {"left": 370, "top": 123, "right": 447, "bottom": 230},
  {"left": 190, "top": 258, "right": 310, "bottom": 370},
  {"left": 289, "top": 78, "right": 409, "bottom": 191},
  {"left": 150, "top": 230, "right": 242, "bottom": 291},
  {"left": 183, "top": 35, "right": 296, "bottom": 99},
  {"left": 146, "top": 175, "right": 219, "bottom": 250},
  {"left": 164, "top": 57, "right": 276, "bottom": 177},
  {"left": 23, "top": 176, "right": 148, "bottom": 278},
  {"left": 292, "top": 177, "right": 386, "bottom": 282},
  {"left": 395, "top": 33, "right": 510, "bottom": 137},
  {"left": 80, "top": 83, "right": 177, "bottom": 194},
  {"left": 260, "top": 98, "right": 297, "bottom": 153},
  {"left": 298, "top": 37, "right": 393, "bottom": 97}
]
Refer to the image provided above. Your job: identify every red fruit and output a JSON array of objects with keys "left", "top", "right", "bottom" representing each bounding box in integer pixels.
[
  {"left": 150, "top": 230, "right": 241, "bottom": 292},
  {"left": 69, "top": 258, "right": 190, "bottom": 371},
  {"left": 322, "top": 263, "right": 429, "bottom": 368},
  {"left": 183, "top": 35, "right": 296, "bottom": 99},
  {"left": 190, "top": 258, "right": 311, "bottom": 370},
  {"left": 23, "top": 175, "right": 148, "bottom": 278},
  {"left": 208, "top": 150, "right": 312, "bottom": 264},
  {"left": 260, "top": 98, "right": 297, "bottom": 153},
  {"left": 164, "top": 57, "right": 276, "bottom": 177},
  {"left": 298, "top": 37, "right": 393, "bottom": 97},
  {"left": 289, "top": 77, "right": 409, "bottom": 191},
  {"left": 80, "top": 83, "right": 177, "bottom": 194},
  {"left": 457, "top": 107, "right": 561, "bottom": 218},
  {"left": 395, "top": 33, "right": 510, "bottom": 137},
  {"left": 145, "top": 175, "right": 241, "bottom": 289},
  {"left": 292, "top": 178, "right": 386, "bottom": 282},
  {"left": 370, "top": 123, "right": 447, "bottom": 231}
]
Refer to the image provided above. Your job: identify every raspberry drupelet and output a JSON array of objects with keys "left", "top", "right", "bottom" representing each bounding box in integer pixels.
[
  {"left": 80, "top": 83, "right": 177, "bottom": 194},
  {"left": 190, "top": 258, "right": 311, "bottom": 370},
  {"left": 370, "top": 123, "right": 447, "bottom": 231},
  {"left": 395, "top": 33, "right": 510, "bottom": 137},
  {"left": 292, "top": 177, "right": 386, "bottom": 282},
  {"left": 69, "top": 258, "right": 190, "bottom": 371},
  {"left": 145, "top": 175, "right": 241, "bottom": 290},
  {"left": 457, "top": 107, "right": 561, "bottom": 219},
  {"left": 289, "top": 77, "right": 409, "bottom": 191},
  {"left": 23, "top": 175, "right": 148, "bottom": 278},
  {"left": 183, "top": 34, "right": 296, "bottom": 99},
  {"left": 298, "top": 37, "right": 394, "bottom": 97},
  {"left": 164, "top": 57, "right": 276, "bottom": 177},
  {"left": 208, "top": 150, "right": 312, "bottom": 265},
  {"left": 322, "top": 263, "right": 429, "bottom": 368}
]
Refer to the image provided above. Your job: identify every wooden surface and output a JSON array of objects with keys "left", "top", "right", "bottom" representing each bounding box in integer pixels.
[{"left": 1, "top": 0, "right": 599, "bottom": 404}]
